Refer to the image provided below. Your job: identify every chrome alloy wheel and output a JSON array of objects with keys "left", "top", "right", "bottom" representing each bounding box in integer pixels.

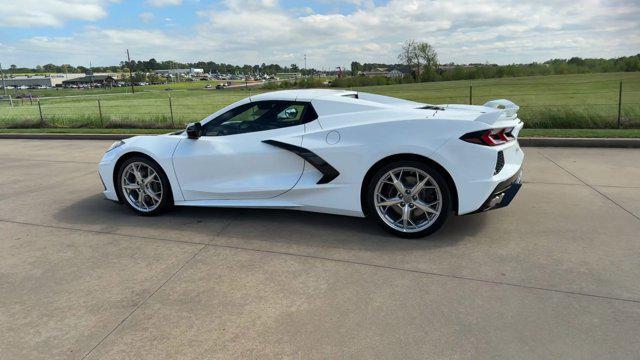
[
  {"left": 373, "top": 167, "right": 442, "bottom": 233},
  {"left": 120, "top": 162, "right": 163, "bottom": 212}
]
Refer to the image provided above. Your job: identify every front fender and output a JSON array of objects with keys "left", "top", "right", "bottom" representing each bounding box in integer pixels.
[{"left": 99, "top": 135, "right": 185, "bottom": 202}]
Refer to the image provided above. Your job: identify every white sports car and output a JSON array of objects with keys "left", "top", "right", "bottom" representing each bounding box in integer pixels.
[{"left": 99, "top": 89, "right": 524, "bottom": 238}]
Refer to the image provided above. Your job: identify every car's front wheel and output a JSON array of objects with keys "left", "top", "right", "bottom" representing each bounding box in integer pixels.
[
  {"left": 116, "top": 156, "right": 172, "bottom": 215},
  {"left": 365, "top": 160, "right": 451, "bottom": 238}
]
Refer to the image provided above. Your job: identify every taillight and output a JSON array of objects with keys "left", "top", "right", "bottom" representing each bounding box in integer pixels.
[{"left": 461, "top": 128, "right": 515, "bottom": 146}]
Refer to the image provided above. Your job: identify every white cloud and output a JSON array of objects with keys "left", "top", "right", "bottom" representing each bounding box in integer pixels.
[
  {"left": 138, "top": 12, "right": 155, "bottom": 23},
  {"left": 3, "top": 0, "right": 640, "bottom": 67},
  {"left": 0, "top": 0, "right": 110, "bottom": 27},
  {"left": 145, "top": 0, "right": 182, "bottom": 7}
]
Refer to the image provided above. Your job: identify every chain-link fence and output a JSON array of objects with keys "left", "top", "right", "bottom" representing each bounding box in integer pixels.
[
  {"left": 1, "top": 78, "right": 639, "bottom": 129},
  {"left": 355, "top": 78, "right": 640, "bottom": 129}
]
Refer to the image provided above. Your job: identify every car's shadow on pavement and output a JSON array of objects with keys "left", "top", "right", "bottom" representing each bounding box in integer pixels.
[{"left": 53, "top": 194, "right": 489, "bottom": 251}]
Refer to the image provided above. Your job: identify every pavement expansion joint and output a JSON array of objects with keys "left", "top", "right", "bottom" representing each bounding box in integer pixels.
[{"left": 3, "top": 217, "right": 639, "bottom": 306}]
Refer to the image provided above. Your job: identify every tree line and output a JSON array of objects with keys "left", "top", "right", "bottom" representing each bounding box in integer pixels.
[
  {"left": 3, "top": 60, "right": 312, "bottom": 76},
  {"left": 333, "top": 49, "right": 640, "bottom": 87},
  {"left": 4, "top": 50, "right": 639, "bottom": 88}
]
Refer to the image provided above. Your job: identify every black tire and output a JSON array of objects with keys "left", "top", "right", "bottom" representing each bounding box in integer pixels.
[
  {"left": 364, "top": 160, "right": 452, "bottom": 238},
  {"left": 115, "top": 156, "right": 173, "bottom": 216}
]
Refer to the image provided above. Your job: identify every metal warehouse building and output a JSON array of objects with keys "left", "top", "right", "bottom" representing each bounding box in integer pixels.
[
  {"left": 1, "top": 74, "right": 90, "bottom": 88},
  {"left": 61, "top": 75, "right": 116, "bottom": 86}
]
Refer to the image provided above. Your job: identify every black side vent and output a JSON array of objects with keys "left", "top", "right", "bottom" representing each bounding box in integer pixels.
[
  {"left": 262, "top": 140, "right": 340, "bottom": 184},
  {"left": 494, "top": 151, "right": 505, "bottom": 175},
  {"left": 419, "top": 105, "right": 445, "bottom": 111}
]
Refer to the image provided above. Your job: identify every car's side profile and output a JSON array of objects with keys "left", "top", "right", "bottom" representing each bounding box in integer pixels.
[{"left": 99, "top": 89, "right": 524, "bottom": 238}]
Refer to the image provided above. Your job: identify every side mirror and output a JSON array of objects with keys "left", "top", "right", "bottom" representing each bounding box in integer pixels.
[
  {"left": 186, "top": 122, "right": 202, "bottom": 139},
  {"left": 278, "top": 107, "right": 298, "bottom": 120}
]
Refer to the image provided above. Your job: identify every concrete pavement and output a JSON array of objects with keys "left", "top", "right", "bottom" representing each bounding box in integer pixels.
[{"left": 1, "top": 140, "right": 639, "bottom": 359}]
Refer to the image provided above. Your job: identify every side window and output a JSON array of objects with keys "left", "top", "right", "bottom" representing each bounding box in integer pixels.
[{"left": 204, "top": 101, "right": 308, "bottom": 136}]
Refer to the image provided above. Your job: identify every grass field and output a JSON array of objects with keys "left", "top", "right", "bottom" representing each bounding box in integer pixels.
[
  {"left": 353, "top": 72, "right": 640, "bottom": 129},
  {"left": 1, "top": 72, "right": 639, "bottom": 129}
]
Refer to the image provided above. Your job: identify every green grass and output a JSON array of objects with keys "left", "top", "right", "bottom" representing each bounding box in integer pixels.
[
  {"left": 1, "top": 72, "right": 639, "bottom": 129},
  {"left": 2, "top": 127, "right": 639, "bottom": 138},
  {"left": 349, "top": 72, "right": 640, "bottom": 129}
]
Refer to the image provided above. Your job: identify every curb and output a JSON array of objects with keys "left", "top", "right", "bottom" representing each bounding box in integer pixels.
[
  {"left": 1, "top": 133, "right": 640, "bottom": 148},
  {"left": 518, "top": 137, "right": 640, "bottom": 148}
]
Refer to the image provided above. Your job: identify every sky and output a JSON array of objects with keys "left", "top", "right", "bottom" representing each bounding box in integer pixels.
[{"left": 1, "top": 0, "right": 639, "bottom": 69}]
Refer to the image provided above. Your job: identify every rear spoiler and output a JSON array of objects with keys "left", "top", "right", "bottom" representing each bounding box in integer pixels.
[
  {"left": 475, "top": 99, "right": 520, "bottom": 125},
  {"left": 483, "top": 99, "right": 519, "bottom": 117}
]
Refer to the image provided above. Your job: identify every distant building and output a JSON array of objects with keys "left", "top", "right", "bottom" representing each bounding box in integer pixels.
[
  {"left": 155, "top": 68, "right": 204, "bottom": 76},
  {"left": 276, "top": 72, "right": 302, "bottom": 79},
  {"left": 1, "top": 74, "right": 84, "bottom": 88},
  {"left": 358, "top": 68, "right": 404, "bottom": 78},
  {"left": 62, "top": 75, "right": 116, "bottom": 86},
  {"left": 359, "top": 67, "right": 389, "bottom": 77}
]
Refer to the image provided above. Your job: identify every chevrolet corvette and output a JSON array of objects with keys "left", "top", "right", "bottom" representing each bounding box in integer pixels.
[{"left": 99, "top": 89, "right": 524, "bottom": 238}]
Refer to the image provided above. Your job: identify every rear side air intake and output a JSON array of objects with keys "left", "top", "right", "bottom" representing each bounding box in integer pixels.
[{"left": 494, "top": 151, "right": 505, "bottom": 175}]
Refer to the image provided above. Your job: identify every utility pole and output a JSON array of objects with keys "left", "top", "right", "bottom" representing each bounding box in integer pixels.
[
  {"left": 89, "top": 61, "right": 94, "bottom": 88},
  {"left": 126, "top": 49, "right": 135, "bottom": 94},
  {"left": 617, "top": 81, "right": 623, "bottom": 129},
  {"left": 304, "top": 53, "right": 307, "bottom": 71},
  {"left": 0, "top": 63, "right": 7, "bottom": 96}
]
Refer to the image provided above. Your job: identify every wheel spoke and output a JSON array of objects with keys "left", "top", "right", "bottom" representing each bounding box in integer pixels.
[
  {"left": 402, "top": 205, "right": 410, "bottom": 230},
  {"left": 146, "top": 189, "right": 161, "bottom": 203},
  {"left": 143, "top": 171, "right": 156, "bottom": 186},
  {"left": 376, "top": 195, "right": 402, "bottom": 207},
  {"left": 137, "top": 190, "right": 146, "bottom": 208},
  {"left": 389, "top": 171, "right": 406, "bottom": 194},
  {"left": 414, "top": 200, "right": 438, "bottom": 214},
  {"left": 132, "top": 164, "right": 143, "bottom": 183},
  {"left": 410, "top": 175, "right": 432, "bottom": 196}
]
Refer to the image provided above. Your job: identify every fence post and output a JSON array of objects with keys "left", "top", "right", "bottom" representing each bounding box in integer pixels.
[
  {"left": 469, "top": 83, "right": 473, "bottom": 105},
  {"left": 37, "top": 99, "right": 44, "bottom": 127},
  {"left": 8, "top": 95, "right": 13, "bottom": 108},
  {"left": 97, "top": 99, "right": 104, "bottom": 127},
  {"left": 169, "top": 94, "right": 175, "bottom": 128},
  {"left": 617, "top": 81, "right": 622, "bottom": 129}
]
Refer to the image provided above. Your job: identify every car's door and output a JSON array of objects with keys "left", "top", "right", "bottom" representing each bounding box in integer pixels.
[{"left": 172, "top": 100, "right": 310, "bottom": 200}]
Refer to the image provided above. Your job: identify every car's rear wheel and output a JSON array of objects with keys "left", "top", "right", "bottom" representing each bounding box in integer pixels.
[
  {"left": 116, "top": 156, "right": 172, "bottom": 215},
  {"left": 365, "top": 160, "right": 451, "bottom": 238}
]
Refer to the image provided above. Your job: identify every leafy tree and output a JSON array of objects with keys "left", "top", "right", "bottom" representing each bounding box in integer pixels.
[
  {"left": 350, "top": 61, "right": 362, "bottom": 76},
  {"left": 398, "top": 39, "right": 417, "bottom": 78},
  {"left": 415, "top": 42, "right": 438, "bottom": 81}
]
